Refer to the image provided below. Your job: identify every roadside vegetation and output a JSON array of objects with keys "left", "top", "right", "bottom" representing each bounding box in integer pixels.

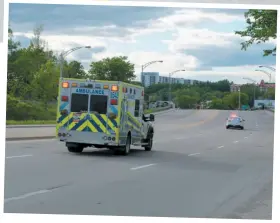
[{"left": 6, "top": 9, "right": 276, "bottom": 125}]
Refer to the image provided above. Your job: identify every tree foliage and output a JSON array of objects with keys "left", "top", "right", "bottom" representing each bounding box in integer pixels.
[
  {"left": 235, "top": 10, "right": 277, "bottom": 56},
  {"left": 88, "top": 56, "right": 136, "bottom": 82}
]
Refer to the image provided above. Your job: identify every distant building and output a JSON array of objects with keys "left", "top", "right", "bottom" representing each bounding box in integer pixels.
[
  {"left": 230, "top": 84, "right": 241, "bottom": 92},
  {"left": 141, "top": 72, "right": 160, "bottom": 87},
  {"left": 258, "top": 80, "right": 275, "bottom": 92},
  {"left": 141, "top": 71, "right": 199, "bottom": 87}
]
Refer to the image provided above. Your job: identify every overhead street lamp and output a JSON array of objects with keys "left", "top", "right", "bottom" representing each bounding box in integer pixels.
[
  {"left": 243, "top": 77, "right": 257, "bottom": 108},
  {"left": 60, "top": 46, "right": 91, "bottom": 79},
  {"left": 168, "top": 69, "right": 185, "bottom": 102},
  {"left": 255, "top": 69, "right": 272, "bottom": 83},
  {"left": 258, "top": 65, "right": 276, "bottom": 72},
  {"left": 141, "top": 60, "right": 163, "bottom": 87}
]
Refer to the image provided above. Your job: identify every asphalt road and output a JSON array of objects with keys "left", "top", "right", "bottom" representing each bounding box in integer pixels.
[{"left": 4, "top": 109, "right": 274, "bottom": 219}]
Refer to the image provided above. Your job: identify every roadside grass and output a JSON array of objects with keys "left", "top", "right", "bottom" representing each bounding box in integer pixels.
[{"left": 7, "top": 106, "right": 172, "bottom": 125}]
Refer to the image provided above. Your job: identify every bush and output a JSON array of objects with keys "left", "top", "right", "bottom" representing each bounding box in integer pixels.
[{"left": 6, "top": 95, "right": 56, "bottom": 121}]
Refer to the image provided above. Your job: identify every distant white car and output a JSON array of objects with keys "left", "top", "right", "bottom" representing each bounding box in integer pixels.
[{"left": 226, "top": 114, "right": 245, "bottom": 130}]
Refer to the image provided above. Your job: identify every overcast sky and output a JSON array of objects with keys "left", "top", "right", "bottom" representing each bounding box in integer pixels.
[{"left": 9, "top": 3, "right": 276, "bottom": 84}]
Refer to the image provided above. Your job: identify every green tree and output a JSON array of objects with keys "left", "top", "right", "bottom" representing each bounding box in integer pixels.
[
  {"left": 264, "top": 88, "right": 275, "bottom": 100},
  {"left": 63, "top": 60, "right": 87, "bottom": 79},
  {"left": 223, "top": 92, "right": 249, "bottom": 109},
  {"left": 31, "top": 60, "right": 59, "bottom": 108},
  {"left": 88, "top": 56, "right": 136, "bottom": 82},
  {"left": 235, "top": 10, "right": 277, "bottom": 56},
  {"left": 210, "top": 98, "right": 229, "bottom": 110}
]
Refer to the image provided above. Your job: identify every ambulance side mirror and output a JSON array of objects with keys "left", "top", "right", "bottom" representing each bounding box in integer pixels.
[{"left": 149, "top": 114, "right": 155, "bottom": 122}]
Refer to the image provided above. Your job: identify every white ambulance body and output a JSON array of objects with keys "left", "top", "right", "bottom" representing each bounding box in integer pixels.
[{"left": 56, "top": 78, "right": 155, "bottom": 155}]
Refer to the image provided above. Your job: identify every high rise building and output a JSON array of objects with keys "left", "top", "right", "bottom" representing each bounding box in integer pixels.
[{"left": 141, "top": 72, "right": 160, "bottom": 87}]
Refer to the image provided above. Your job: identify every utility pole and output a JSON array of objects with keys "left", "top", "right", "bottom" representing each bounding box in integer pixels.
[{"left": 238, "top": 87, "right": 241, "bottom": 110}]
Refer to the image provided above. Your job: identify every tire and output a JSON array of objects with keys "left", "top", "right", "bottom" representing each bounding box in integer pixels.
[
  {"left": 120, "top": 134, "right": 131, "bottom": 156},
  {"left": 240, "top": 126, "right": 244, "bottom": 130},
  {"left": 67, "top": 146, "right": 84, "bottom": 153},
  {"left": 144, "top": 131, "right": 154, "bottom": 151},
  {"left": 226, "top": 126, "right": 229, "bottom": 129}
]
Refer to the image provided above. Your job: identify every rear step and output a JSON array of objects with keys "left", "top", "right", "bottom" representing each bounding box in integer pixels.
[{"left": 133, "top": 142, "right": 149, "bottom": 146}]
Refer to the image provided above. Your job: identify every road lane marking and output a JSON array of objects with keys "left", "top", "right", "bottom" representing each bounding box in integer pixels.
[
  {"left": 233, "top": 141, "right": 239, "bottom": 143},
  {"left": 188, "top": 153, "right": 200, "bottom": 156},
  {"left": 4, "top": 189, "right": 50, "bottom": 203},
  {"left": 218, "top": 146, "right": 224, "bottom": 149},
  {"left": 130, "top": 163, "right": 157, "bottom": 170},
  {"left": 6, "top": 139, "right": 56, "bottom": 144},
  {"left": 6, "top": 154, "right": 33, "bottom": 159},
  {"left": 244, "top": 137, "right": 248, "bottom": 139}
]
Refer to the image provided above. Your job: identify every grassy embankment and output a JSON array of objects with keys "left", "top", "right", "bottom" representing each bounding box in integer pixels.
[{"left": 6, "top": 96, "right": 171, "bottom": 125}]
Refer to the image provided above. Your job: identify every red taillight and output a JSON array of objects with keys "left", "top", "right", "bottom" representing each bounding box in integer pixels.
[
  {"left": 111, "top": 99, "right": 118, "bottom": 105},
  {"left": 61, "top": 96, "right": 68, "bottom": 102},
  {"left": 142, "top": 91, "right": 144, "bottom": 96}
]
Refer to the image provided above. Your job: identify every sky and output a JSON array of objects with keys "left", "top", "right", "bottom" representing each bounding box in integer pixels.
[{"left": 9, "top": 3, "right": 277, "bottom": 84}]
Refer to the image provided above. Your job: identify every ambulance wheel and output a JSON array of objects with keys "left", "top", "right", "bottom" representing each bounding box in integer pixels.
[
  {"left": 67, "top": 146, "right": 84, "bottom": 153},
  {"left": 120, "top": 134, "right": 131, "bottom": 156},
  {"left": 240, "top": 126, "right": 244, "bottom": 130},
  {"left": 144, "top": 132, "right": 153, "bottom": 151}
]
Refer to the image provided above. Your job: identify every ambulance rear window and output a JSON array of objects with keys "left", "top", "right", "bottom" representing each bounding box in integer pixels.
[
  {"left": 90, "top": 95, "right": 108, "bottom": 114},
  {"left": 71, "top": 93, "right": 88, "bottom": 112}
]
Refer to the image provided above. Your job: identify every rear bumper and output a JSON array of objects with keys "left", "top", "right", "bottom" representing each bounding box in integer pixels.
[
  {"left": 58, "top": 131, "right": 118, "bottom": 146},
  {"left": 226, "top": 125, "right": 243, "bottom": 128}
]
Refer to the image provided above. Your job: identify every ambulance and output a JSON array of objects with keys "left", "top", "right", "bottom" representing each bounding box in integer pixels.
[{"left": 56, "top": 78, "right": 155, "bottom": 155}]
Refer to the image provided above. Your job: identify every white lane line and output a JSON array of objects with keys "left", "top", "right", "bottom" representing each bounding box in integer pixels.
[
  {"left": 218, "top": 145, "right": 224, "bottom": 149},
  {"left": 6, "top": 154, "right": 33, "bottom": 159},
  {"left": 4, "top": 189, "right": 50, "bottom": 203},
  {"left": 188, "top": 153, "right": 200, "bottom": 157},
  {"left": 130, "top": 163, "right": 157, "bottom": 170},
  {"left": 233, "top": 141, "right": 239, "bottom": 143},
  {"left": 244, "top": 136, "right": 248, "bottom": 139},
  {"left": 6, "top": 139, "right": 56, "bottom": 144}
]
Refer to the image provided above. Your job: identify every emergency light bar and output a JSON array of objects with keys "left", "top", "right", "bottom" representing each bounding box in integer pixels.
[
  {"left": 111, "top": 85, "right": 118, "bottom": 91},
  {"left": 62, "top": 82, "right": 69, "bottom": 88}
]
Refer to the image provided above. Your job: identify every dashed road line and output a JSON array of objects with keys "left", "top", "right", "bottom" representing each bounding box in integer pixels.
[
  {"left": 188, "top": 153, "right": 200, "bottom": 157},
  {"left": 130, "top": 163, "right": 157, "bottom": 170},
  {"left": 6, "top": 154, "right": 33, "bottom": 159},
  {"left": 4, "top": 189, "right": 50, "bottom": 203},
  {"left": 218, "top": 145, "right": 224, "bottom": 149},
  {"left": 233, "top": 141, "right": 239, "bottom": 143}
]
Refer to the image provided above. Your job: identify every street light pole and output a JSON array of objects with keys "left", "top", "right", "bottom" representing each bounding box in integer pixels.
[
  {"left": 59, "top": 46, "right": 91, "bottom": 79},
  {"left": 255, "top": 69, "right": 272, "bottom": 83},
  {"left": 243, "top": 77, "right": 257, "bottom": 108},
  {"left": 141, "top": 60, "right": 163, "bottom": 87},
  {"left": 168, "top": 69, "right": 185, "bottom": 102},
  {"left": 238, "top": 87, "right": 241, "bottom": 110},
  {"left": 259, "top": 65, "right": 276, "bottom": 72}
]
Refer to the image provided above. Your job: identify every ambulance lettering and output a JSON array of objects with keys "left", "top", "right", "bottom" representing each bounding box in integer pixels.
[{"left": 76, "top": 88, "right": 105, "bottom": 95}]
